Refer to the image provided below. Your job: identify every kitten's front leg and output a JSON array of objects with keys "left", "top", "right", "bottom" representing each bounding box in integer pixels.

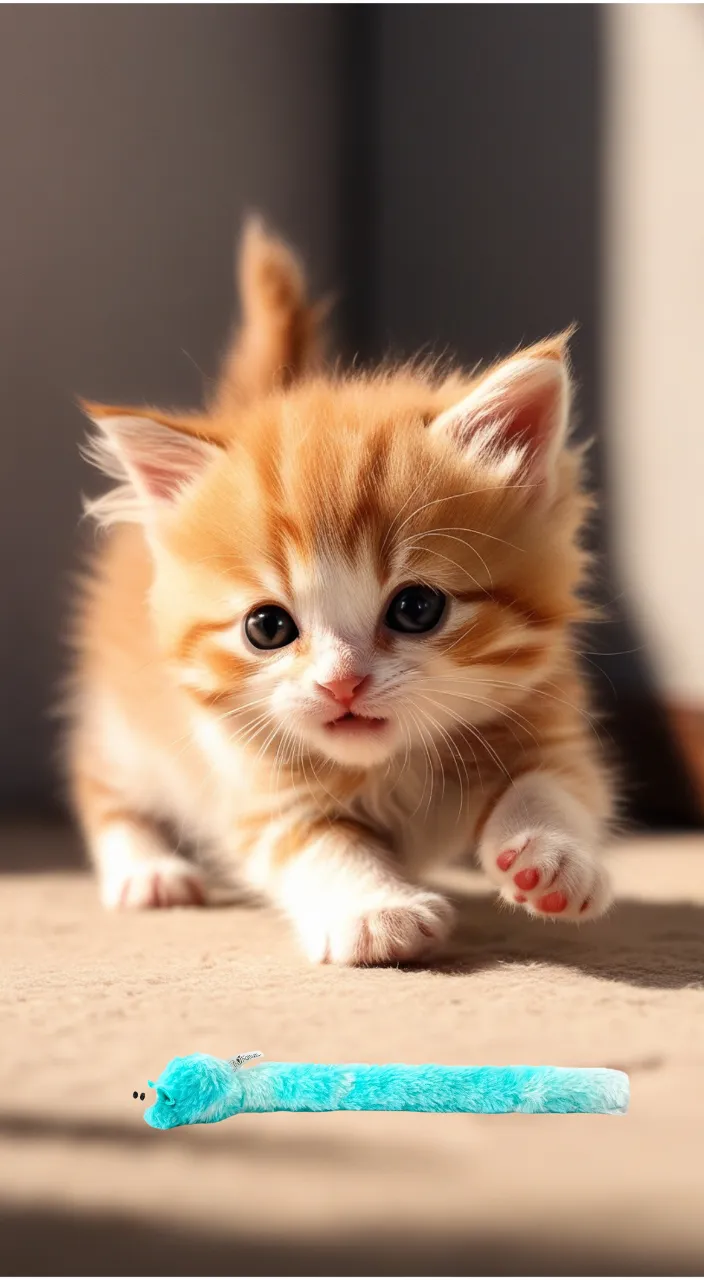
[
  {"left": 247, "top": 818, "right": 453, "bottom": 965},
  {"left": 477, "top": 772, "right": 612, "bottom": 921}
]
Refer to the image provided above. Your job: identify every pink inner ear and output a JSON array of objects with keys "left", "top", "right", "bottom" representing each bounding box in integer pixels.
[
  {"left": 138, "top": 460, "right": 193, "bottom": 501},
  {"left": 464, "top": 359, "right": 567, "bottom": 477},
  {"left": 98, "top": 415, "right": 218, "bottom": 505},
  {"left": 433, "top": 355, "right": 567, "bottom": 473},
  {"left": 501, "top": 372, "right": 560, "bottom": 452}
]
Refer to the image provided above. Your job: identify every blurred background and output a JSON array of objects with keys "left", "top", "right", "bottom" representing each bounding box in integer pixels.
[
  {"left": 1, "top": 3, "right": 702, "bottom": 833},
  {"left": 2, "top": 5, "right": 704, "bottom": 1276}
]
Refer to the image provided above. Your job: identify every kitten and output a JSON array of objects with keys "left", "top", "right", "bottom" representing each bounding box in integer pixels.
[{"left": 66, "top": 219, "right": 614, "bottom": 965}]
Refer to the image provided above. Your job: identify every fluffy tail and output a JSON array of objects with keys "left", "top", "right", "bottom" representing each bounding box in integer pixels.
[{"left": 212, "top": 217, "right": 328, "bottom": 412}]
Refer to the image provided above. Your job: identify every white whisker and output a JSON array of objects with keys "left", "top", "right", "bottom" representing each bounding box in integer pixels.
[
  {"left": 405, "top": 705, "right": 435, "bottom": 819},
  {"left": 417, "top": 681, "right": 541, "bottom": 749},
  {"left": 391, "top": 483, "right": 535, "bottom": 542},
  {"left": 412, "top": 694, "right": 468, "bottom": 824},
  {"left": 401, "top": 542, "right": 484, "bottom": 592}
]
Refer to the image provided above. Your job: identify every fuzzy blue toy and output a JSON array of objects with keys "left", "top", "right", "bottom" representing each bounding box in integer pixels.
[{"left": 141, "top": 1052, "right": 629, "bottom": 1129}]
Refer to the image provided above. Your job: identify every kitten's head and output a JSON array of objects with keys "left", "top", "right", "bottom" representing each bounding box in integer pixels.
[{"left": 82, "top": 223, "right": 590, "bottom": 771}]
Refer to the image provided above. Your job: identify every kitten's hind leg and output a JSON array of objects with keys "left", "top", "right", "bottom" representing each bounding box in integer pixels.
[
  {"left": 96, "top": 819, "right": 205, "bottom": 909},
  {"left": 73, "top": 775, "right": 204, "bottom": 909},
  {"left": 477, "top": 771, "right": 612, "bottom": 922}
]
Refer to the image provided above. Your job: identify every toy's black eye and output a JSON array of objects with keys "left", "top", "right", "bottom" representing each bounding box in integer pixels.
[
  {"left": 140, "top": 1092, "right": 145, "bottom": 1100},
  {"left": 245, "top": 605, "right": 299, "bottom": 651},
  {"left": 133, "top": 1091, "right": 138, "bottom": 1099},
  {"left": 385, "top": 586, "right": 446, "bottom": 634}
]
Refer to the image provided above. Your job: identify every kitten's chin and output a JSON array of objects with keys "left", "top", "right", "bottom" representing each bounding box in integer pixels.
[{"left": 304, "top": 718, "right": 398, "bottom": 767}]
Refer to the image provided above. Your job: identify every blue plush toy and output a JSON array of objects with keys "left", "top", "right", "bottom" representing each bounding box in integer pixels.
[{"left": 140, "top": 1052, "right": 629, "bottom": 1129}]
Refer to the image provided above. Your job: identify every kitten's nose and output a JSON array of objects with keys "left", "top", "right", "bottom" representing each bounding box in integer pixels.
[{"left": 316, "top": 674, "right": 369, "bottom": 707}]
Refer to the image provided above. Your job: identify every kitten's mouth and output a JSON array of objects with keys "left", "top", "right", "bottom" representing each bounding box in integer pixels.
[{"left": 324, "top": 711, "right": 389, "bottom": 736}]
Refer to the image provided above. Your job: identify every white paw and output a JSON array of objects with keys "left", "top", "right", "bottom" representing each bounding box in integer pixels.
[
  {"left": 101, "top": 855, "right": 205, "bottom": 910},
  {"left": 484, "top": 829, "right": 612, "bottom": 921},
  {"left": 298, "top": 892, "right": 454, "bottom": 966}
]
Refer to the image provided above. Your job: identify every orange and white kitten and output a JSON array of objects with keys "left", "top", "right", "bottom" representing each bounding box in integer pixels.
[{"left": 67, "top": 220, "right": 614, "bottom": 965}]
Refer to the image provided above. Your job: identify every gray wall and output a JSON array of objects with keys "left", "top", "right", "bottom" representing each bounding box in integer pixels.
[
  {"left": 0, "top": 5, "right": 341, "bottom": 811},
  {"left": 372, "top": 8, "right": 602, "bottom": 475}
]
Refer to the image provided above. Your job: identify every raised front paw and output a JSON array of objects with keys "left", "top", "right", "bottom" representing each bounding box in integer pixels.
[
  {"left": 101, "top": 855, "right": 205, "bottom": 910},
  {"left": 299, "top": 892, "right": 454, "bottom": 966},
  {"left": 487, "top": 831, "right": 612, "bottom": 921}
]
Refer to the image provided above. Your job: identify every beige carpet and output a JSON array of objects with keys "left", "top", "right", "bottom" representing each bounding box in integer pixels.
[{"left": 2, "top": 825, "right": 704, "bottom": 1275}]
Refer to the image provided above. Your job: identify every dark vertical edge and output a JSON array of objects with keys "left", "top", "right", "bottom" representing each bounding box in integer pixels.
[{"left": 337, "top": 4, "right": 379, "bottom": 364}]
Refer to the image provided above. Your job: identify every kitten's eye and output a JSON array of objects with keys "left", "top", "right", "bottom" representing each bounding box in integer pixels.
[
  {"left": 385, "top": 586, "right": 446, "bottom": 634},
  {"left": 245, "top": 605, "right": 299, "bottom": 651}
]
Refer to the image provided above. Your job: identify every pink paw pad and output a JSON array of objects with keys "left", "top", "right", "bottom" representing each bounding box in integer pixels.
[
  {"left": 536, "top": 891, "right": 568, "bottom": 914},
  {"left": 514, "top": 893, "right": 527, "bottom": 904},
  {"left": 497, "top": 849, "right": 519, "bottom": 872},
  {"left": 514, "top": 867, "right": 539, "bottom": 891}
]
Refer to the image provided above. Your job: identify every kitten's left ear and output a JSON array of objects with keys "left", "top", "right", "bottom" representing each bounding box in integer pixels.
[
  {"left": 80, "top": 401, "right": 222, "bottom": 525},
  {"left": 429, "top": 333, "right": 573, "bottom": 491}
]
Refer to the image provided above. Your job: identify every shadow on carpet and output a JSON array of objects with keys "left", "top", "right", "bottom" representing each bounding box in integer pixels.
[
  {"left": 2, "top": 1201, "right": 703, "bottom": 1277},
  {"left": 432, "top": 891, "right": 704, "bottom": 990}
]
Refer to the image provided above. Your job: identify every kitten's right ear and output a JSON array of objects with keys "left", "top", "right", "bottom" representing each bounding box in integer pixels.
[
  {"left": 79, "top": 401, "right": 221, "bottom": 526},
  {"left": 429, "top": 333, "right": 573, "bottom": 494}
]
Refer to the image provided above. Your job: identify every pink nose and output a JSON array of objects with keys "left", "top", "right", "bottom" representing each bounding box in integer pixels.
[{"left": 316, "top": 674, "right": 369, "bottom": 707}]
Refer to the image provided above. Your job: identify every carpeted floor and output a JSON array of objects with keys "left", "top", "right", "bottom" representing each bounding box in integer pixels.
[{"left": 2, "top": 825, "right": 704, "bottom": 1275}]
